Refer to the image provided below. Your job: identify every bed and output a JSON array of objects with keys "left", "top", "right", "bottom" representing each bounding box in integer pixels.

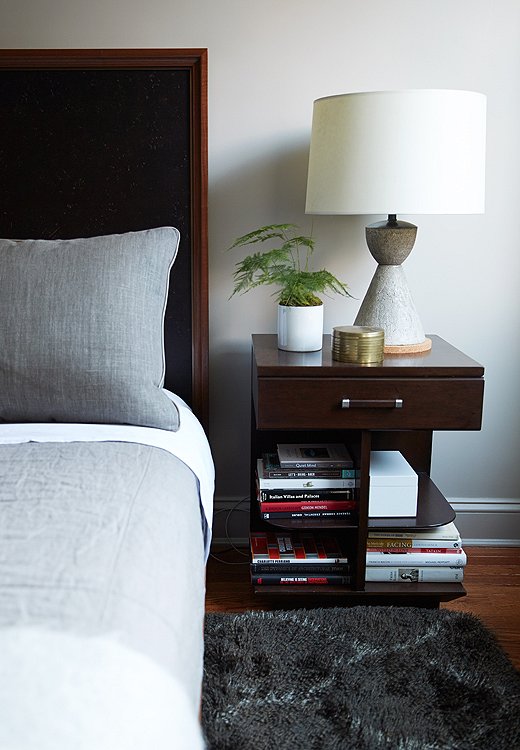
[{"left": 0, "top": 50, "right": 211, "bottom": 749}]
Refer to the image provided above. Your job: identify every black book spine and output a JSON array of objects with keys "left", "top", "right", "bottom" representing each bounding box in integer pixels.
[
  {"left": 261, "top": 510, "right": 357, "bottom": 519},
  {"left": 251, "top": 574, "right": 351, "bottom": 585},
  {"left": 251, "top": 563, "right": 350, "bottom": 574},
  {"left": 259, "top": 488, "right": 355, "bottom": 501}
]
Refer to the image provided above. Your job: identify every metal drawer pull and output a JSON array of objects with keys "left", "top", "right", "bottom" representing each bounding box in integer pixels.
[{"left": 341, "top": 398, "right": 403, "bottom": 409}]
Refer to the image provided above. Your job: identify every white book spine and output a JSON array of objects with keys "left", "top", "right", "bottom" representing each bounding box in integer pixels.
[
  {"left": 259, "top": 477, "right": 357, "bottom": 489},
  {"left": 365, "top": 566, "right": 464, "bottom": 582},
  {"left": 367, "top": 521, "right": 459, "bottom": 540},
  {"left": 257, "top": 460, "right": 356, "bottom": 489},
  {"left": 252, "top": 557, "right": 349, "bottom": 565},
  {"left": 366, "top": 551, "right": 467, "bottom": 567},
  {"left": 366, "top": 538, "right": 462, "bottom": 549}
]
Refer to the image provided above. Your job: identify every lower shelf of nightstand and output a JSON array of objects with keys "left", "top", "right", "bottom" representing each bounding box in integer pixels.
[
  {"left": 362, "top": 582, "right": 466, "bottom": 601},
  {"left": 252, "top": 582, "right": 466, "bottom": 606}
]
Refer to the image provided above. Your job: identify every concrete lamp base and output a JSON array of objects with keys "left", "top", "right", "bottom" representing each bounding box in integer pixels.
[{"left": 353, "top": 217, "right": 432, "bottom": 354}]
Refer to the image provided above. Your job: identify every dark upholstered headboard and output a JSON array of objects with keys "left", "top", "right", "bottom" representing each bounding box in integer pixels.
[{"left": 0, "top": 49, "right": 208, "bottom": 428}]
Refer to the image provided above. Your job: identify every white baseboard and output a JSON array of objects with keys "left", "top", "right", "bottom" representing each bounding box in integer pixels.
[
  {"left": 450, "top": 497, "right": 520, "bottom": 546},
  {"left": 211, "top": 496, "right": 520, "bottom": 548}
]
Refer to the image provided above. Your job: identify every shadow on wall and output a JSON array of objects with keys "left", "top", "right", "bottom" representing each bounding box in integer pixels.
[
  {"left": 208, "top": 138, "right": 312, "bottom": 502},
  {"left": 210, "top": 135, "right": 312, "bottom": 238},
  {"left": 210, "top": 133, "right": 368, "bottom": 310},
  {"left": 208, "top": 136, "right": 368, "bottom": 503},
  {"left": 209, "top": 345, "right": 252, "bottom": 500}
]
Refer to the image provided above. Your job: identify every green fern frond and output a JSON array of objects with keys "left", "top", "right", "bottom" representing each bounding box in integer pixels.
[
  {"left": 227, "top": 223, "right": 353, "bottom": 305},
  {"left": 227, "top": 224, "right": 298, "bottom": 251}
]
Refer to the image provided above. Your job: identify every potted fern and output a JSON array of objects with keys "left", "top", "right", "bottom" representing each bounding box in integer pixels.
[{"left": 229, "top": 223, "right": 352, "bottom": 351}]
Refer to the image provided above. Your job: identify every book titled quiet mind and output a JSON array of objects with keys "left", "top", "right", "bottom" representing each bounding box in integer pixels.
[{"left": 277, "top": 443, "right": 353, "bottom": 469}]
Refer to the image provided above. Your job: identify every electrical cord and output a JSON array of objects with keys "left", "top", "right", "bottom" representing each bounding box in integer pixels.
[{"left": 210, "top": 496, "right": 251, "bottom": 565}]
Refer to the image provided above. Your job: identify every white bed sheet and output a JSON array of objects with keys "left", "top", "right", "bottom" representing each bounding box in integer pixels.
[{"left": 0, "top": 390, "right": 214, "bottom": 557}]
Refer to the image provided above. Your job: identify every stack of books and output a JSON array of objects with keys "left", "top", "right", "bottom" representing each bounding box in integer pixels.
[
  {"left": 256, "top": 443, "right": 358, "bottom": 522},
  {"left": 250, "top": 530, "right": 351, "bottom": 586},
  {"left": 365, "top": 521, "right": 466, "bottom": 582}
]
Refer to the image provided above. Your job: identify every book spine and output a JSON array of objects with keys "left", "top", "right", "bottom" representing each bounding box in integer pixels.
[
  {"left": 251, "top": 563, "right": 350, "bottom": 574},
  {"left": 276, "top": 445, "right": 354, "bottom": 469},
  {"left": 366, "top": 551, "right": 467, "bottom": 567},
  {"left": 367, "top": 527, "right": 459, "bottom": 541},
  {"left": 258, "top": 476, "right": 357, "bottom": 489},
  {"left": 264, "top": 469, "right": 357, "bottom": 479},
  {"left": 366, "top": 538, "right": 462, "bottom": 549},
  {"left": 261, "top": 510, "right": 356, "bottom": 519},
  {"left": 250, "top": 532, "right": 290, "bottom": 559},
  {"left": 261, "top": 457, "right": 358, "bottom": 479},
  {"left": 258, "top": 488, "right": 355, "bottom": 501},
  {"left": 250, "top": 531, "right": 347, "bottom": 562},
  {"left": 279, "top": 461, "right": 352, "bottom": 469},
  {"left": 260, "top": 500, "right": 357, "bottom": 512},
  {"left": 365, "top": 566, "right": 464, "bottom": 582},
  {"left": 251, "top": 556, "right": 350, "bottom": 565},
  {"left": 252, "top": 574, "right": 351, "bottom": 585},
  {"left": 366, "top": 545, "right": 463, "bottom": 553}
]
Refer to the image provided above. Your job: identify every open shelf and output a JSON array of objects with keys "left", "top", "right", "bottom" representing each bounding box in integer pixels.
[
  {"left": 253, "top": 474, "right": 453, "bottom": 533},
  {"left": 368, "top": 474, "right": 456, "bottom": 531}
]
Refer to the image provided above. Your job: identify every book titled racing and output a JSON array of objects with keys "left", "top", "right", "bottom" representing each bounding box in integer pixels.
[
  {"left": 250, "top": 530, "right": 349, "bottom": 564},
  {"left": 252, "top": 574, "right": 351, "bottom": 586},
  {"left": 276, "top": 443, "right": 354, "bottom": 469},
  {"left": 367, "top": 543, "right": 462, "bottom": 552},
  {"left": 367, "top": 537, "right": 462, "bottom": 550}
]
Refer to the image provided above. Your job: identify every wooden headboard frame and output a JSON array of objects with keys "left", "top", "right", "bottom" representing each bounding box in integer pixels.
[{"left": 0, "top": 48, "right": 209, "bottom": 428}]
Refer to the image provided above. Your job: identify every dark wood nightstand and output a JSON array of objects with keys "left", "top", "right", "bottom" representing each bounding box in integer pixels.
[{"left": 250, "top": 334, "right": 484, "bottom": 607}]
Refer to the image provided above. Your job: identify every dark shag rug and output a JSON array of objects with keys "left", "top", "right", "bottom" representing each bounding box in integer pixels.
[{"left": 202, "top": 607, "right": 520, "bottom": 750}]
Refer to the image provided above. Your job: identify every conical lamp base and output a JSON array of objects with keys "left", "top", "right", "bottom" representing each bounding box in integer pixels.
[{"left": 354, "top": 265, "right": 431, "bottom": 353}]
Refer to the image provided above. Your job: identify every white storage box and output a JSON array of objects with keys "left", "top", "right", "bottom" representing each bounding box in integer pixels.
[{"left": 369, "top": 451, "right": 418, "bottom": 518}]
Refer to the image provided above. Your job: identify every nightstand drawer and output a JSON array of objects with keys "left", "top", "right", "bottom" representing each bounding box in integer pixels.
[{"left": 255, "top": 377, "right": 484, "bottom": 430}]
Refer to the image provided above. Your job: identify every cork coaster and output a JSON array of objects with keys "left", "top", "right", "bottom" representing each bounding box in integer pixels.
[{"left": 384, "top": 337, "right": 432, "bottom": 354}]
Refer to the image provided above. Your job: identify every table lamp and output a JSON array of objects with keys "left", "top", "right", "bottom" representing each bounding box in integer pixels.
[{"left": 305, "top": 89, "right": 486, "bottom": 353}]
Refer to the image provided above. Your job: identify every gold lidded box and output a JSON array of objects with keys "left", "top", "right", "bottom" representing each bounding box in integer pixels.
[{"left": 332, "top": 325, "right": 384, "bottom": 364}]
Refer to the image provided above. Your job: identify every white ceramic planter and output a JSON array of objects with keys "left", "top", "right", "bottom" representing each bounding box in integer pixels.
[{"left": 277, "top": 304, "right": 324, "bottom": 352}]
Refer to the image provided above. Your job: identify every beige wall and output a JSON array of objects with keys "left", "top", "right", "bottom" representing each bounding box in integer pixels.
[{"left": 1, "top": 0, "right": 519, "bottom": 540}]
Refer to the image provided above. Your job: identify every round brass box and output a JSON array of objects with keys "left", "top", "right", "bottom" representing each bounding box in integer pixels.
[{"left": 332, "top": 325, "right": 384, "bottom": 364}]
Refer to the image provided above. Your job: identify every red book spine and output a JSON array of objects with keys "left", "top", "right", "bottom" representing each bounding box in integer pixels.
[
  {"left": 366, "top": 547, "right": 464, "bottom": 554},
  {"left": 259, "top": 500, "right": 357, "bottom": 512}
]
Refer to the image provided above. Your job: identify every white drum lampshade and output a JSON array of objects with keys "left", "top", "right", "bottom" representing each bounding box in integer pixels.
[{"left": 305, "top": 89, "right": 486, "bottom": 352}]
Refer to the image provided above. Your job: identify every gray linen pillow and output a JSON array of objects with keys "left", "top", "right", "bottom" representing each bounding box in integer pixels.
[{"left": 0, "top": 227, "right": 180, "bottom": 430}]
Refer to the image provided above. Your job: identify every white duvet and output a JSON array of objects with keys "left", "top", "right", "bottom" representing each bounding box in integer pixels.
[
  {"left": 0, "top": 628, "right": 205, "bottom": 750},
  {"left": 0, "top": 393, "right": 214, "bottom": 750}
]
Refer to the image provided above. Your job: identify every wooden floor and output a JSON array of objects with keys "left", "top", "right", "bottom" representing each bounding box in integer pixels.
[{"left": 205, "top": 545, "right": 520, "bottom": 669}]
